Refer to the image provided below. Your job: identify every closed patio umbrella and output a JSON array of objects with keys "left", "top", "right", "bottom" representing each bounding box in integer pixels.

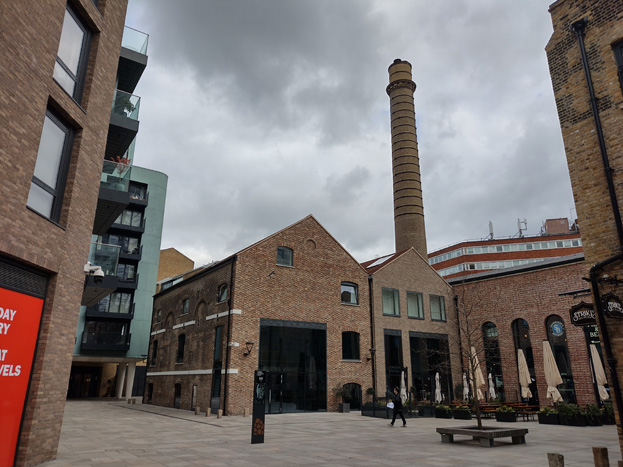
[
  {"left": 488, "top": 373, "right": 496, "bottom": 400},
  {"left": 518, "top": 349, "right": 533, "bottom": 399},
  {"left": 470, "top": 346, "right": 485, "bottom": 400},
  {"left": 400, "top": 370, "right": 407, "bottom": 404},
  {"left": 462, "top": 373, "right": 469, "bottom": 400},
  {"left": 590, "top": 344, "right": 610, "bottom": 401},
  {"left": 435, "top": 372, "right": 442, "bottom": 403},
  {"left": 542, "top": 340, "right": 563, "bottom": 403}
]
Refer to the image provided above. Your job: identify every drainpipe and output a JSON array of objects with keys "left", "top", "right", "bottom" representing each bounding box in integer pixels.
[
  {"left": 368, "top": 275, "right": 377, "bottom": 415},
  {"left": 222, "top": 254, "right": 237, "bottom": 416},
  {"left": 572, "top": 17, "right": 623, "bottom": 429}
]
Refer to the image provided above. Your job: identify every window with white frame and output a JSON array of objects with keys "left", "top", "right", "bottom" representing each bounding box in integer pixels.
[{"left": 341, "top": 282, "right": 358, "bottom": 305}]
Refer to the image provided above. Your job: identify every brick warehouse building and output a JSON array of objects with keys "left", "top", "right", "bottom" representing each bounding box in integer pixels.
[
  {"left": 146, "top": 216, "right": 372, "bottom": 414},
  {"left": 451, "top": 255, "right": 603, "bottom": 407},
  {"left": 0, "top": 0, "right": 131, "bottom": 465},
  {"left": 546, "top": 0, "right": 623, "bottom": 457}
]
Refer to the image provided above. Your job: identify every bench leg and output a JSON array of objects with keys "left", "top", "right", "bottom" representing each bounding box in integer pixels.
[
  {"left": 512, "top": 435, "right": 526, "bottom": 445},
  {"left": 479, "top": 438, "right": 494, "bottom": 447},
  {"left": 440, "top": 434, "right": 454, "bottom": 443}
]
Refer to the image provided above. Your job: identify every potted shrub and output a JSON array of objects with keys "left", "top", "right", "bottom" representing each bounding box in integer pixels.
[
  {"left": 417, "top": 402, "right": 434, "bottom": 417},
  {"left": 435, "top": 404, "right": 452, "bottom": 419},
  {"left": 538, "top": 406, "right": 559, "bottom": 425},
  {"left": 583, "top": 404, "right": 603, "bottom": 426},
  {"left": 452, "top": 404, "right": 472, "bottom": 420},
  {"left": 495, "top": 405, "right": 516, "bottom": 423},
  {"left": 334, "top": 385, "right": 350, "bottom": 413},
  {"left": 558, "top": 403, "right": 586, "bottom": 426},
  {"left": 602, "top": 402, "right": 615, "bottom": 425}
]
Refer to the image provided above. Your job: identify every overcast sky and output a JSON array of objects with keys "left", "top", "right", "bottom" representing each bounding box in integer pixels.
[{"left": 124, "top": 0, "right": 575, "bottom": 267}]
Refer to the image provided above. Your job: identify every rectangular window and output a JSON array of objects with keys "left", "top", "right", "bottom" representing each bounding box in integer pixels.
[
  {"left": 277, "top": 246, "right": 293, "bottom": 266},
  {"left": 27, "top": 111, "right": 73, "bottom": 221},
  {"left": 177, "top": 334, "right": 185, "bottom": 363},
  {"left": 342, "top": 331, "right": 360, "bottom": 360},
  {"left": 430, "top": 295, "right": 446, "bottom": 321},
  {"left": 129, "top": 183, "right": 147, "bottom": 200},
  {"left": 182, "top": 298, "right": 189, "bottom": 314},
  {"left": 53, "top": 6, "right": 90, "bottom": 101},
  {"left": 382, "top": 288, "right": 400, "bottom": 316},
  {"left": 341, "top": 282, "right": 358, "bottom": 305},
  {"left": 115, "top": 209, "right": 143, "bottom": 227},
  {"left": 407, "top": 292, "right": 424, "bottom": 319},
  {"left": 151, "top": 340, "right": 158, "bottom": 366},
  {"left": 614, "top": 42, "right": 623, "bottom": 97}
]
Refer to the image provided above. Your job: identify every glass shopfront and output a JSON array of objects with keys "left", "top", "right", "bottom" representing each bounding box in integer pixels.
[{"left": 259, "top": 319, "right": 327, "bottom": 413}]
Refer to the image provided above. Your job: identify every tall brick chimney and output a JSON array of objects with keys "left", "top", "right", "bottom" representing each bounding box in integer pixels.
[{"left": 386, "top": 59, "right": 427, "bottom": 258}]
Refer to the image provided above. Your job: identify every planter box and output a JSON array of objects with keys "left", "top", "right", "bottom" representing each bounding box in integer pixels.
[
  {"left": 603, "top": 413, "right": 616, "bottom": 425},
  {"left": 495, "top": 411, "right": 517, "bottom": 423},
  {"left": 452, "top": 410, "right": 472, "bottom": 420},
  {"left": 338, "top": 403, "right": 350, "bottom": 413},
  {"left": 538, "top": 413, "right": 559, "bottom": 425},
  {"left": 585, "top": 416, "right": 603, "bottom": 427},
  {"left": 361, "top": 405, "right": 390, "bottom": 419},
  {"left": 435, "top": 409, "right": 453, "bottom": 419},
  {"left": 418, "top": 406, "right": 434, "bottom": 417},
  {"left": 559, "top": 414, "right": 587, "bottom": 427}
]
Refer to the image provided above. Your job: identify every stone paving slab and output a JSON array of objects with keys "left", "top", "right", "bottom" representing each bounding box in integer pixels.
[{"left": 39, "top": 400, "right": 621, "bottom": 466}]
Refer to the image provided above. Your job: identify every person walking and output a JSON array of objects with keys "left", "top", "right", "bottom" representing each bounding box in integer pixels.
[{"left": 388, "top": 386, "right": 406, "bottom": 427}]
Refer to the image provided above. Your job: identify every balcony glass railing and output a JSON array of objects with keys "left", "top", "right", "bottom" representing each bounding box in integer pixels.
[
  {"left": 87, "top": 242, "right": 121, "bottom": 276},
  {"left": 112, "top": 89, "right": 140, "bottom": 120},
  {"left": 81, "top": 331, "right": 131, "bottom": 348},
  {"left": 122, "top": 26, "right": 149, "bottom": 55},
  {"left": 100, "top": 160, "right": 131, "bottom": 192}
]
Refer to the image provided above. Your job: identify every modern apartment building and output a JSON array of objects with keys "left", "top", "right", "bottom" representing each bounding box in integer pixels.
[
  {"left": 68, "top": 26, "right": 168, "bottom": 401},
  {"left": 0, "top": 1, "right": 131, "bottom": 465},
  {"left": 429, "top": 218, "right": 583, "bottom": 279}
]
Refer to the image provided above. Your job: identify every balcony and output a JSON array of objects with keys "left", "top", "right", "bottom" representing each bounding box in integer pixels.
[
  {"left": 105, "top": 89, "right": 140, "bottom": 160},
  {"left": 117, "top": 26, "right": 148, "bottom": 94},
  {"left": 81, "top": 242, "right": 121, "bottom": 306},
  {"left": 120, "top": 244, "right": 142, "bottom": 262},
  {"left": 81, "top": 330, "right": 131, "bottom": 351},
  {"left": 111, "top": 216, "right": 146, "bottom": 234},
  {"left": 85, "top": 302, "right": 134, "bottom": 320},
  {"left": 94, "top": 160, "right": 131, "bottom": 235}
]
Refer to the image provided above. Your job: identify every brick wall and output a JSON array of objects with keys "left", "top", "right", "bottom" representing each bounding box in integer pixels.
[
  {"left": 546, "top": 0, "right": 623, "bottom": 456},
  {"left": 157, "top": 248, "right": 194, "bottom": 282}
]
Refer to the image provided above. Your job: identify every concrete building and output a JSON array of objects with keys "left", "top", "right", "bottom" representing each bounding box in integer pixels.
[
  {"left": 546, "top": 0, "right": 623, "bottom": 457},
  {"left": 68, "top": 26, "right": 168, "bottom": 402},
  {"left": 429, "top": 218, "right": 583, "bottom": 279},
  {"left": 0, "top": 1, "right": 132, "bottom": 465}
]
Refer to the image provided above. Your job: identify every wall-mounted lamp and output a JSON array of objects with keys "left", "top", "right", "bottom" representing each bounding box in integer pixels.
[{"left": 244, "top": 341, "right": 255, "bottom": 356}]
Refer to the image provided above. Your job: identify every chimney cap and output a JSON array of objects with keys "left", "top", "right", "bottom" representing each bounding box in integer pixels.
[{"left": 389, "top": 58, "right": 412, "bottom": 69}]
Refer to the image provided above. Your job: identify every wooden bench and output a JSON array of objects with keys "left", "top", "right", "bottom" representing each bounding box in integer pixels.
[{"left": 436, "top": 426, "right": 528, "bottom": 447}]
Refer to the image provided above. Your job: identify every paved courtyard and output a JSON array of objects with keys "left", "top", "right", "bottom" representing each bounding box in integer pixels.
[{"left": 41, "top": 400, "right": 621, "bottom": 466}]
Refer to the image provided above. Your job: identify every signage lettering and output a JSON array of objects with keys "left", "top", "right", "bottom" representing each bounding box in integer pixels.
[
  {"left": 569, "top": 302, "right": 596, "bottom": 326},
  {"left": 0, "top": 287, "right": 45, "bottom": 467},
  {"left": 602, "top": 293, "right": 623, "bottom": 320}
]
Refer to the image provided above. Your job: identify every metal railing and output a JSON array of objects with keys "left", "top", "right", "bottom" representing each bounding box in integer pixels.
[{"left": 122, "top": 26, "right": 149, "bottom": 54}]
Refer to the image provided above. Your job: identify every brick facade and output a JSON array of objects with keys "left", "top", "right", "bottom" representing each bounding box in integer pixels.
[
  {"left": 546, "top": 0, "right": 623, "bottom": 457},
  {"left": 157, "top": 248, "right": 195, "bottom": 282},
  {"left": 453, "top": 260, "right": 598, "bottom": 406},
  {"left": 0, "top": 0, "right": 128, "bottom": 464}
]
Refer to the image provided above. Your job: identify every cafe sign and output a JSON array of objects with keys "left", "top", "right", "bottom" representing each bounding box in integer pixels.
[
  {"left": 602, "top": 292, "right": 623, "bottom": 319},
  {"left": 569, "top": 301, "right": 596, "bottom": 326}
]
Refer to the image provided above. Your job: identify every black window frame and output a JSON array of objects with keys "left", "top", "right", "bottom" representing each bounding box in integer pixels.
[
  {"left": 53, "top": 5, "right": 91, "bottom": 103},
  {"left": 177, "top": 334, "right": 186, "bottom": 363},
  {"left": 430, "top": 294, "right": 446, "bottom": 322},
  {"left": 613, "top": 41, "right": 623, "bottom": 97},
  {"left": 342, "top": 331, "right": 360, "bottom": 360},
  {"left": 27, "top": 110, "right": 74, "bottom": 222},
  {"left": 340, "top": 281, "right": 359, "bottom": 305},
  {"left": 276, "top": 246, "right": 293, "bottom": 266}
]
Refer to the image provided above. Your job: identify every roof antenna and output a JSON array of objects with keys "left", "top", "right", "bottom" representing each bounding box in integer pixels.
[
  {"left": 488, "top": 221, "right": 494, "bottom": 240},
  {"left": 517, "top": 218, "right": 527, "bottom": 238}
]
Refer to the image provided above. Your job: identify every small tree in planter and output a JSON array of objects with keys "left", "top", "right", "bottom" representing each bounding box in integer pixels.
[
  {"left": 334, "top": 385, "right": 350, "bottom": 413},
  {"left": 538, "top": 406, "right": 559, "bottom": 425},
  {"left": 495, "top": 405, "right": 516, "bottom": 423},
  {"left": 435, "top": 404, "right": 452, "bottom": 419},
  {"left": 583, "top": 404, "right": 603, "bottom": 426},
  {"left": 452, "top": 404, "right": 472, "bottom": 420}
]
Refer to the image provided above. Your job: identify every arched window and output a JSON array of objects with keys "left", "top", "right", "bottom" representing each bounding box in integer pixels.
[
  {"left": 545, "top": 315, "right": 576, "bottom": 403},
  {"left": 217, "top": 283, "right": 228, "bottom": 303},
  {"left": 177, "top": 334, "right": 185, "bottom": 363},
  {"left": 482, "top": 322, "right": 504, "bottom": 401},
  {"left": 511, "top": 319, "right": 538, "bottom": 404}
]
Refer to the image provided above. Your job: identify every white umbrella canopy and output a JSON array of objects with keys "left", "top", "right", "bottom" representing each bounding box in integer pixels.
[
  {"left": 590, "top": 344, "right": 610, "bottom": 401},
  {"left": 542, "top": 340, "right": 563, "bottom": 403},
  {"left": 518, "top": 349, "right": 533, "bottom": 399},
  {"left": 400, "top": 370, "right": 407, "bottom": 404},
  {"left": 470, "top": 346, "right": 485, "bottom": 400},
  {"left": 488, "top": 373, "right": 496, "bottom": 400},
  {"left": 435, "top": 372, "right": 442, "bottom": 403},
  {"left": 463, "top": 373, "right": 469, "bottom": 400}
]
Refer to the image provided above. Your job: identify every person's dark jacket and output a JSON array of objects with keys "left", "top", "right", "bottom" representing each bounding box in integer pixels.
[{"left": 392, "top": 392, "right": 403, "bottom": 412}]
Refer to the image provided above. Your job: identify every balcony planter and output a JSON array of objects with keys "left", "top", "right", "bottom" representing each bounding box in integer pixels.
[
  {"left": 452, "top": 409, "right": 472, "bottom": 420},
  {"left": 435, "top": 405, "right": 452, "bottom": 419}
]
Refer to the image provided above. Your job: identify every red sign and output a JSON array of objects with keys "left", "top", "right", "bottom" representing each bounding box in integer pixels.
[{"left": 0, "top": 287, "right": 44, "bottom": 467}]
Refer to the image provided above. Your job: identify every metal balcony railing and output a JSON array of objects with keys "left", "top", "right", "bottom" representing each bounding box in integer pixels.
[
  {"left": 86, "top": 242, "right": 121, "bottom": 276},
  {"left": 122, "top": 26, "right": 149, "bottom": 55}
]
